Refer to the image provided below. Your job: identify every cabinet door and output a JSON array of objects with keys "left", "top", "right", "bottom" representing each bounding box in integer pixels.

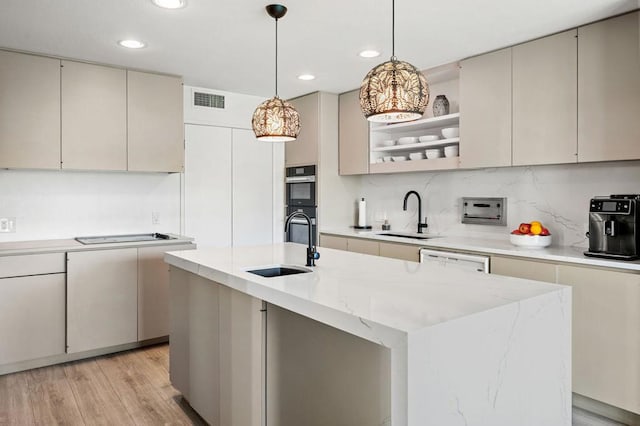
[
  {"left": 347, "top": 238, "right": 379, "bottom": 256},
  {"left": 0, "top": 51, "right": 60, "bottom": 169},
  {"left": 512, "top": 30, "right": 578, "bottom": 166},
  {"left": 184, "top": 124, "right": 232, "bottom": 247},
  {"left": 67, "top": 248, "right": 138, "bottom": 353},
  {"left": 138, "top": 243, "right": 194, "bottom": 341},
  {"left": 61, "top": 61, "right": 127, "bottom": 171},
  {"left": 232, "top": 129, "right": 274, "bottom": 246},
  {"left": 285, "top": 92, "right": 318, "bottom": 167},
  {"left": 578, "top": 12, "right": 640, "bottom": 163},
  {"left": 0, "top": 273, "right": 65, "bottom": 365},
  {"left": 459, "top": 48, "right": 512, "bottom": 168},
  {"left": 218, "top": 285, "right": 262, "bottom": 426},
  {"left": 379, "top": 242, "right": 419, "bottom": 262},
  {"left": 127, "top": 71, "right": 184, "bottom": 172},
  {"left": 320, "top": 234, "right": 348, "bottom": 251},
  {"left": 557, "top": 265, "right": 640, "bottom": 414},
  {"left": 338, "top": 90, "right": 369, "bottom": 175},
  {"left": 490, "top": 255, "right": 557, "bottom": 282}
]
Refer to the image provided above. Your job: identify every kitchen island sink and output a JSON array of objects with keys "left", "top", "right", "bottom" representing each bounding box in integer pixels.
[
  {"left": 374, "top": 232, "right": 437, "bottom": 240},
  {"left": 246, "top": 265, "right": 312, "bottom": 278}
]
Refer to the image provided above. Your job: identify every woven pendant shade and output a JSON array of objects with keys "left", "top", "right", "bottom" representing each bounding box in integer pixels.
[
  {"left": 252, "top": 96, "right": 300, "bottom": 142},
  {"left": 360, "top": 58, "right": 429, "bottom": 123}
]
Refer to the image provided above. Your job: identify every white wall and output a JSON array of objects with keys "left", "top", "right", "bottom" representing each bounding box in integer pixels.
[
  {"left": 340, "top": 161, "right": 640, "bottom": 248},
  {"left": 0, "top": 169, "right": 180, "bottom": 242}
]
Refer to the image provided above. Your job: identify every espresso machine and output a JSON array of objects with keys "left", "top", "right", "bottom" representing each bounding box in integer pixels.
[{"left": 584, "top": 194, "right": 640, "bottom": 260}]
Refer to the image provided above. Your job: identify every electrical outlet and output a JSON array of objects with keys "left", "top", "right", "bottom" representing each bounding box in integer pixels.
[
  {"left": 0, "top": 217, "right": 16, "bottom": 233},
  {"left": 152, "top": 212, "right": 160, "bottom": 225}
]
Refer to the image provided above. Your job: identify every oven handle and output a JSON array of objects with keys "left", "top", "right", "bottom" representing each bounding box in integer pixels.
[
  {"left": 288, "top": 218, "right": 316, "bottom": 226},
  {"left": 285, "top": 176, "right": 316, "bottom": 183}
]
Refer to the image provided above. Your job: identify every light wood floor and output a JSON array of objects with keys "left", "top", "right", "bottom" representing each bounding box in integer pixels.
[
  {"left": 0, "top": 344, "right": 205, "bottom": 426},
  {"left": 0, "top": 344, "right": 632, "bottom": 426}
]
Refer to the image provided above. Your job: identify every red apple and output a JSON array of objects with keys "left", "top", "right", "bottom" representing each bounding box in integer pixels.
[
  {"left": 511, "top": 229, "right": 523, "bottom": 235},
  {"left": 540, "top": 227, "right": 551, "bottom": 236},
  {"left": 518, "top": 223, "right": 531, "bottom": 234}
]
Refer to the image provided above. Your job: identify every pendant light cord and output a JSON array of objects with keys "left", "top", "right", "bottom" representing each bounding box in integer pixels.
[
  {"left": 391, "top": 0, "right": 395, "bottom": 60},
  {"left": 275, "top": 17, "right": 279, "bottom": 97}
]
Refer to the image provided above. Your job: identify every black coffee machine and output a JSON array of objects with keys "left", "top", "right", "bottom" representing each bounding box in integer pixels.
[{"left": 584, "top": 194, "right": 640, "bottom": 261}]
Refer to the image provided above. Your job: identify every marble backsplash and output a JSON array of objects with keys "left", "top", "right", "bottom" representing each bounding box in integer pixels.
[{"left": 356, "top": 160, "right": 640, "bottom": 248}]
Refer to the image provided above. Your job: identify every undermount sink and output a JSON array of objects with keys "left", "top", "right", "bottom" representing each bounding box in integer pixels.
[
  {"left": 246, "top": 265, "right": 312, "bottom": 278},
  {"left": 374, "top": 232, "right": 436, "bottom": 240}
]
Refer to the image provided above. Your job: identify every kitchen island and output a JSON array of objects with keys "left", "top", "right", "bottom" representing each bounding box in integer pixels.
[{"left": 165, "top": 243, "right": 571, "bottom": 426}]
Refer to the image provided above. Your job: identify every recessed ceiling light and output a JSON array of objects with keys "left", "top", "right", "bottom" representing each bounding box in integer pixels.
[
  {"left": 152, "top": 0, "right": 186, "bottom": 9},
  {"left": 359, "top": 50, "right": 381, "bottom": 58},
  {"left": 118, "top": 39, "right": 146, "bottom": 49},
  {"left": 298, "top": 74, "right": 315, "bottom": 81}
]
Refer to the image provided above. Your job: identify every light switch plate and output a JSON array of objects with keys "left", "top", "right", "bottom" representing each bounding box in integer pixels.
[{"left": 0, "top": 217, "right": 16, "bottom": 233}]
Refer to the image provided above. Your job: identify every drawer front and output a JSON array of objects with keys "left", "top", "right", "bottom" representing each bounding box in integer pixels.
[{"left": 0, "top": 253, "right": 66, "bottom": 278}]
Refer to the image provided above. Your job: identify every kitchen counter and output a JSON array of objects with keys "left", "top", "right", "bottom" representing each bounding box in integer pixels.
[
  {"left": 321, "top": 228, "right": 640, "bottom": 271},
  {"left": 165, "top": 243, "right": 571, "bottom": 425},
  {"left": 0, "top": 233, "right": 194, "bottom": 256}
]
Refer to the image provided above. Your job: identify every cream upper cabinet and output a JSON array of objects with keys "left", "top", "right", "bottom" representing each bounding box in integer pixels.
[
  {"left": 512, "top": 30, "right": 578, "bottom": 166},
  {"left": 61, "top": 61, "right": 127, "bottom": 171},
  {"left": 459, "top": 48, "right": 512, "bottom": 169},
  {"left": 286, "top": 92, "right": 319, "bottom": 167},
  {"left": 338, "top": 89, "right": 369, "bottom": 175},
  {"left": 578, "top": 11, "right": 640, "bottom": 162},
  {"left": 557, "top": 265, "right": 640, "bottom": 415},
  {"left": 127, "top": 71, "right": 184, "bottom": 172},
  {"left": 0, "top": 51, "right": 61, "bottom": 169}
]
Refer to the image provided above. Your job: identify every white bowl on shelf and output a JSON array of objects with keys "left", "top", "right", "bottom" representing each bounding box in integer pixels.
[
  {"left": 441, "top": 127, "right": 460, "bottom": 139},
  {"left": 397, "top": 136, "right": 419, "bottom": 145},
  {"left": 392, "top": 155, "right": 408, "bottom": 162},
  {"left": 379, "top": 139, "right": 396, "bottom": 147},
  {"left": 383, "top": 156, "right": 393, "bottom": 162},
  {"left": 409, "top": 152, "right": 425, "bottom": 160},
  {"left": 444, "top": 145, "right": 459, "bottom": 157},
  {"left": 425, "top": 148, "right": 442, "bottom": 159},
  {"left": 418, "top": 135, "right": 440, "bottom": 143},
  {"left": 509, "top": 234, "right": 552, "bottom": 248}
]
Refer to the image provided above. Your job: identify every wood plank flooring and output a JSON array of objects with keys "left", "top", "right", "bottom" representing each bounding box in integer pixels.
[
  {"left": 0, "top": 344, "right": 205, "bottom": 426},
  {"left": 0, "top": 343, "right": 633, "bottom": 425}
]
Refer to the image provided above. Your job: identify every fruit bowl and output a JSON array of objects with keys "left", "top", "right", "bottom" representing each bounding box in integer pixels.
[{"left": 510, "top": 234, "right": 552, "bottom": 249}]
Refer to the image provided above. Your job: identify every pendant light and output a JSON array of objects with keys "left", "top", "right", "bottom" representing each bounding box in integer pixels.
[
  {"left": 252, "top": 4, "right": 301, "bottom": 142},
  {"left": 359, "top": 0, "right": 429, "bottom": 123}
]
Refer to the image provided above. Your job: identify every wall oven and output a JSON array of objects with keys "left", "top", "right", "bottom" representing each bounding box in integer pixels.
[
  {"left": 286, "top": 165, "right": 316, "bottom": 207},
  {"left": 285, "top": 165, "right": 317, "bottom": 246}
]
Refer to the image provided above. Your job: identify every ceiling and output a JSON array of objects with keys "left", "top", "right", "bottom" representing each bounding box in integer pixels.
[{"left": 1, "top": 0, "right": 637, "bottom": 99}]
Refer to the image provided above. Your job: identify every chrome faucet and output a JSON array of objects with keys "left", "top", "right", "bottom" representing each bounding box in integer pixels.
[
  {"left": 284, "top": 211, "right": 320, "bottom": 267},
  {"left": 403, "top": 190, "right": 428, "bottom": 234}
]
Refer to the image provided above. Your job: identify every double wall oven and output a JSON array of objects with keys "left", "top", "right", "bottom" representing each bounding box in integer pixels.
[{"left": 285, "top": 165, "right": 317, "bottom": 246}]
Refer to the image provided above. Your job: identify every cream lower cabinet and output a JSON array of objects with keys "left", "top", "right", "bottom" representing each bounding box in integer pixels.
[
  {"left": 556, "top": 265, "right": 640, "bottom": 415},
  {"left": 320, "top": 234, "right": 420, "bottom": 261},
  {"left": 67, "top": 248, "right": 138, "bottom": 354},
  {"left": 0, "top": 253, "right": 66, "bottom": 365},
  {"left": 491, "top": 254, "right": 640, "bottom": 415},
  {"left": 169, "top": 267, "right": 262, "bottom": 426},
  {"left": 137, "top": 243, "right": 195, "bottom": 341}
]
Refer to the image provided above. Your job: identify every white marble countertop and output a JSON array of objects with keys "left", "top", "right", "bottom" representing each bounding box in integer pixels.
[
  {"left": 321, "top": 227, "right": 640, "bottom": 272},
  {"left": 165, "top": 243, "right": 564, "bottom": 334},
  {"left": 0, "top": 233, "right": 194, "bottom": 256},
  {"left": 165, "top": 242, "right": 572, "bottom": 425}
]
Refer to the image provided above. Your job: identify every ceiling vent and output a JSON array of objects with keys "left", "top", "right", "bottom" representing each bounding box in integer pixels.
[{"left": 194, "top": 91, "right": 225, "bottom": 109}]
